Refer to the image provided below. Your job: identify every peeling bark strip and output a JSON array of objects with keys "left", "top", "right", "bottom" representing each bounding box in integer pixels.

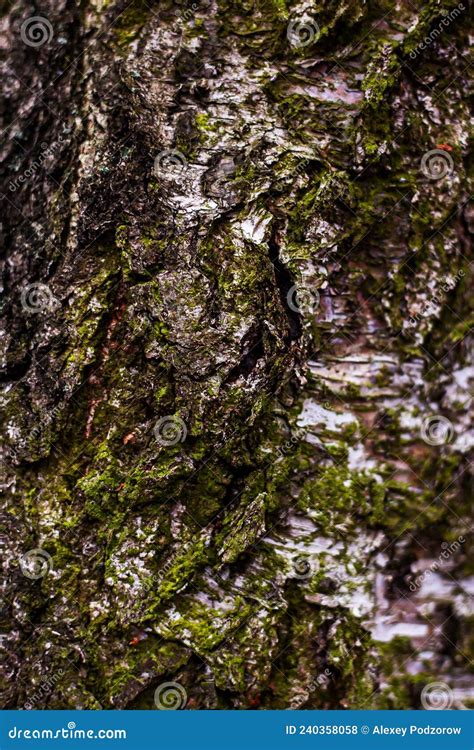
[{"left": 0, "top": 0, "right": 472, "bottom": 710}]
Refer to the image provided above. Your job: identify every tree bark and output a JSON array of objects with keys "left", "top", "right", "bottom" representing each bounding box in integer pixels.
[{"left": 1, "top": 0, "right": 472, "bottom": 710}]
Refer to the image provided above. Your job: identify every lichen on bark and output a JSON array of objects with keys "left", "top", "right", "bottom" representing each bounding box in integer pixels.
[{"left": 1, "top": 0, "right": 472, "bottom": 710}]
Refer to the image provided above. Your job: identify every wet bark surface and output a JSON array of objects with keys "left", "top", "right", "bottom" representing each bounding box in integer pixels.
[{"left": 1, "top": 0, "right": 472, "bottom": 710}]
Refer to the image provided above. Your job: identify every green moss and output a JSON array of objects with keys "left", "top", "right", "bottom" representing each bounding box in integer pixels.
[
  {"left": 362, "top": 54, "right": 399, "bottom": 106},
  {"left": 154, "top": 594, "right": 254, "bottom": 654},
  {"left": 95, "top": 640, "right": 189, "bottom": 706},
  {"left": 297, "top": 465, "right": 385, "bottom": 531},
  {"left": 374, "top": 636, "right": 445, "bottom": 709},
  {"left": 402, "top": 0, "right": 467, "bottom": 58},
  {"left": 112, "top": 0, "right": 150, "bottom": 47},
  {"left": 264, "top": 0, "right": 288, "bottom": 19},
  {"left": 216, "top": 492, "right": 267, "bottom": 563},
  {"left": 195, "top": 113, "right": 216, "bottom": 133},
  {"left": 150, "top": 536, "right": 210, "bottom": 606},
  {"left": 77, "top": 462, "right": 121, "bottom": 518}
]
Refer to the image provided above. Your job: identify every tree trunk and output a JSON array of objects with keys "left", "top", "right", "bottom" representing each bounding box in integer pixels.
[{"left": 1, "top": 0, "right": 472, "bottom": 710}]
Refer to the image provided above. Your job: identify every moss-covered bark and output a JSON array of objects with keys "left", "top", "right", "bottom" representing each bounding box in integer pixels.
[{"left": 1, "top": 0, "right": 472, "bottom": 709}]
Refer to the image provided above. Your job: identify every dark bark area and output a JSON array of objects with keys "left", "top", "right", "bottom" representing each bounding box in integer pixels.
[{"left": 1, "top": 0, "right": 472, "bottom": 710}]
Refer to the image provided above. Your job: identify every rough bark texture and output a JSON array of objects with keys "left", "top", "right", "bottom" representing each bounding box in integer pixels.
[{"left": 1, "top": 0, "right": 472, "bottom": 710}]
